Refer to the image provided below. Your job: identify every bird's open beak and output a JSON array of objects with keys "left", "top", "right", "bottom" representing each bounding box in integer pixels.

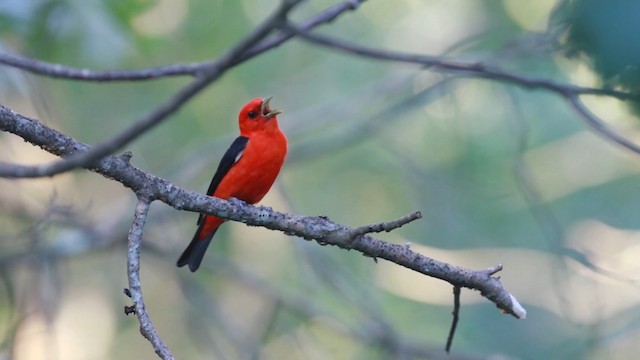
[{"left": 261, "top": 96, "right": 282, "bottom": 119}]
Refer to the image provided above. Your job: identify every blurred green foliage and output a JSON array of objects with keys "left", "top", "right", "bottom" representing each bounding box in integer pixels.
[
  {"left": 559, "top": 0, "right": 640, "bottom": 110},
  {"left": 2, "top": 1, "right": 640, "bottom": 359}
]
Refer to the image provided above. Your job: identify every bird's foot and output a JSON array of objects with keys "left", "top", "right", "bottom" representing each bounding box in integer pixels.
[{"left": 228, "top": 197, "right": 246, "bottom": 208}]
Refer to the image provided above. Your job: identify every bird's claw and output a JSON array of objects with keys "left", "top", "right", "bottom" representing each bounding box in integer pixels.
[{"left": 228, "top": 197, "right": 245, "bottom": 208}]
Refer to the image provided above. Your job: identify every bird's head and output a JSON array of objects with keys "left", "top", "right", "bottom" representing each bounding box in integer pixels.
[{"left": 238, "top": 97, "right": 282, "bottom": 135}]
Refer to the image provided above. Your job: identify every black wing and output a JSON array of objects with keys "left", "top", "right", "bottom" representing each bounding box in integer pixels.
[{"left": 197, "top": 136, "right": 249, "bottom": 225}]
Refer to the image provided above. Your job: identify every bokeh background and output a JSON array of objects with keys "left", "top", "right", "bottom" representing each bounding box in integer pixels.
[{"left": 2, "top": 0, "right": 640, "bottom": 359}]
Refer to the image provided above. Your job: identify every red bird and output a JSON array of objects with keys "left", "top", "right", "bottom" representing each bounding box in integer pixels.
[{"left": 177, "top": 97, "right": 287, "bottom": 272}]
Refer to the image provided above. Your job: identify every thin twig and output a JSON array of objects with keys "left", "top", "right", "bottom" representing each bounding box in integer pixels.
[
  {"left": 126, "top": 198, "right": 174, "bottom": 360},
  {"left": 239, "top": 0, "right": 366, "bottom": 62},
  {"left": 446, "top": 286, "right": 462, "bottom": 353},
  {"left": 0, "top": 52, "right": 205, "bottom": 81},
  {"left": 350, "top": 210, "right": 422, "bottom": 237},
  {"left": 484, "top": 264, "right": 503, "bottom": 276},
  {"left": 566, "top": 94, "right": 640, "bottom": 154}
]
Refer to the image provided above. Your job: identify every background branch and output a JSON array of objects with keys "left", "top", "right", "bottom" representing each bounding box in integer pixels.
[
  {"left": 0, "top": 0, "right": 301, "bottom": 179},
  {"left": 0, "top": 0, "right": 367, "bottom": 179},
  {"left": 287, "top": 25, "right": 638, "bottom": 101},
  {"left": 0, "top": 52, "right": 204, "bottom": 81},
  {"left": 0, "top": 0, "right": 365, "bottom": 83},
  {"left": 288, "top": 25, "right": 640, "bottom": 155}
]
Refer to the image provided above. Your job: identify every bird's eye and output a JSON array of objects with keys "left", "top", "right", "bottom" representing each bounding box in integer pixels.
[{"left": 248, "top": 111, "right": 258, "bottom": 119}]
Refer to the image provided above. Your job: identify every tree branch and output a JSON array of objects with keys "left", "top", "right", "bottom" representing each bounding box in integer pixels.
[
  {"left": 0, "top": 0, "right": 305, "bottom": 179},
  {"left": 125, "top": 197, "right": 174, "bottom": 359},
  {"left": 0, "top": 0, "right": 366, "bottom": 83},
  {"left": 566, "top": 94, "right": 640, "bottom": 154},
  {"left": 0, "top": 104, "right": 526, "bottom": 319},
  {"left": 286, "top": 25, "right": 638, "bottom": 102},
  {"left": 350, "top": 210, "right": 422, "bottom": 237},
  {"left": 0, "top": 52, "right": 205, "bottom": 81},
  {"left": 286, "top": 25, "right": 640, "bottom": 155}
]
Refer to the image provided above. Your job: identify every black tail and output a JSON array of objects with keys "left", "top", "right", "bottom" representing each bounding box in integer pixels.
[{"left": 176, "top": 227, "right": 216, "bottom": 272}]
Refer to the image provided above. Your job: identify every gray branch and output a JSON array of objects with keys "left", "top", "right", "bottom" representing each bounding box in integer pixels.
[
  {"left": 0, "top": 104, "right": 527, "bottom": 319},
  {"left": 286, "top": 25, "right": 640, "bottom": 155},
  {"left": 0, "top": 1, "right": 365, "bottom": 83},
  {"left": 126, "top": 198, "right": 174, "bottom": 360}
]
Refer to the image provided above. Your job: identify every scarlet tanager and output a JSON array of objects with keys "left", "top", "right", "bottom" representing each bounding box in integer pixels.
[{"left": 177, "top": 97, "right": 287, "bottom": 272}]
